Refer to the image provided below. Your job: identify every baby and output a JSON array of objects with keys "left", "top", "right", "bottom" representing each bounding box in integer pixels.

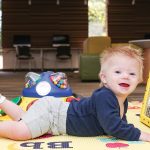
[{"left": 0, "top": 46, "right": 150, "bottom": 142}]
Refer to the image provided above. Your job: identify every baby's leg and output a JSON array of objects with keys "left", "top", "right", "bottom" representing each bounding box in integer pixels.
[
  {"left": 0, "top": 98, "right": 25, "bottom": 121},
  {"left": 0, "top": 120, "right": 32, "bottom": 140}
]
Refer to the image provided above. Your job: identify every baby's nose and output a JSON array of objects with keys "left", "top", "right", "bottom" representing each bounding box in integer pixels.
[{"left": 122, "top": 72, "right": 129, "bottom": 79}]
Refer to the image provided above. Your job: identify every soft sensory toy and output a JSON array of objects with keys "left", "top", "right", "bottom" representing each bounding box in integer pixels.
[
  {"left": 0, "top": 71, "right": 79, "bottom": 120},
  {"left": 23, "top": 71, "right": 73, "bottom": 98}
]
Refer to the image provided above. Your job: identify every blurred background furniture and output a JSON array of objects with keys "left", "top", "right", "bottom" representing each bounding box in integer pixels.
[
  {"left": 129, "top": 39, "right": 150, "bottom": 84},
  {"left": 52, "top": 35, "right": 72, "bottom": 69},
  {"left": 13, "top": 35, "right": 35, "bottom": 70},
  {"left": 79, "top": 36, "right": 111, "bottom": 81},
  {"left": 14, "top": 46, "right": 35, "bottom": 70},
  {"left": 13, "top": 35, "right": 31, "bottom": 47},
  {"left": 79, "top": 36, "right": 143, "bottom": 81},
  {"left": 56, "top": 46, "right": 72, "bottom": 60}
]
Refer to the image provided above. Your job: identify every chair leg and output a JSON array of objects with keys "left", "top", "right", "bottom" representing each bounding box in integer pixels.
[
  {"left": 55, "top": 58, "right": 73, "bottom": 70},
  {"left": 18, "top": 60, "right": 21, "bottom": 69},
  {"left": 14, "top": 59, "right": 35, "bottom": 70},
  {"left": 14, "top": 58, "right": 17, "bottom": 71},
  {"left": 29, "top": 60, "right": 32, "bottom": 70},
  {"left": 32, "top": 59, "right": 36, "bottom": 70},
  {"left": 70, "top": 57, "right": 73, "bottom": 70},
  {"left": 14, "top": 58, "right": 19, "bottom": 71},
  {"left": 28, "top": 59, "right": 36, "bottom": 71}
]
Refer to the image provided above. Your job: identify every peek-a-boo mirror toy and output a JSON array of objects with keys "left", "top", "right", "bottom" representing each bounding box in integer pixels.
[{"left": 140, "top": 72, "right": 150, "bottom": 127}]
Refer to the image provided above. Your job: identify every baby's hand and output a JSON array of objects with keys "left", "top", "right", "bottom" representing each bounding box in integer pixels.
[{"left": 139, "top": 131, "right": 150, "bottom": 142}]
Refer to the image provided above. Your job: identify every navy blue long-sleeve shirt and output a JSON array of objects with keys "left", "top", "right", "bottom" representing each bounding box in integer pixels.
[{"left": 66, "top": 87, "right": 141, "bottom": 141}]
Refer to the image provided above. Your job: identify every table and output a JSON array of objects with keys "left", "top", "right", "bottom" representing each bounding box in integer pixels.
[
  {"left": 13, "top": 46, "right": 56, "bottom": 71},
  {"left": 31, "top": 48, "right": 56, "bottom": 71},
  {"left": 11, "top": 47, "right": 81, "bottom": 71},
  {"left": 31, "top": 47, "right": 81, "bottom": 71},
  {"left": 129, "top": 39, "right": 150, "bottom": 84}
]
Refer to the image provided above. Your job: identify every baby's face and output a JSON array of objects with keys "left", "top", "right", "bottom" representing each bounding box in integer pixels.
[{"left": 100, "top": 53, "right": 141, "bottom": 100}]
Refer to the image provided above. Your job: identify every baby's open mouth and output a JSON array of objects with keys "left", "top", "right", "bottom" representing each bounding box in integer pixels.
[{"left": 119, "top": 83, "right": 130, "bottom": 87}]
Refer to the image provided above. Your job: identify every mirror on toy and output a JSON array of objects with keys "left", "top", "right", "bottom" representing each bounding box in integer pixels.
[
  {"left": 140, "top": 72, "right": 150, "bottom": 127},
  {"left": 145, "top": 88, "right": 150, "bottom": 118}
]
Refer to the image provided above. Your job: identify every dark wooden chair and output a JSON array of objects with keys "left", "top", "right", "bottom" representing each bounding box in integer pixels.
[
  {"left": 52, "top": 35, "right": 72, "bottom": 69},
  {"left": 13, "top": 35, "right": 35, "bottom": 70}
]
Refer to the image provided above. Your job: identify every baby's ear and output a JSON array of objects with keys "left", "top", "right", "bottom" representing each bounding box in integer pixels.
[
  {"left": 99, "top": 72, "right": 106, "bottom": 84},
  {"left": 138, "top": 77, "right": 143, "bottom": 84}
]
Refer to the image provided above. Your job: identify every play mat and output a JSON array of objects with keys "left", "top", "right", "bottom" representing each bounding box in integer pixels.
[{"left": 0, "top": 102, "right": 150, "bottom": 150}]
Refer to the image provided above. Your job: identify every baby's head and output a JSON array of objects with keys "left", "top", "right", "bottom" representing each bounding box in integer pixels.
[{"left": 99, "top": 46, "right": 143, "bottom": 98}]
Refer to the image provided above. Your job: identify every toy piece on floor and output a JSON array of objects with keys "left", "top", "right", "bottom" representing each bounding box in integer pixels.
[
  {"left": 0, "top": 71, "right": 79, "bottom": 120},
  {"left": 140, "top": 72, "right": 150, "bottom": 127}
]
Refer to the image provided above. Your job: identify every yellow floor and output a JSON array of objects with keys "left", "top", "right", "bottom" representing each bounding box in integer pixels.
[{"left": 0, "top": 101, "right": 150, "bottom": 150}]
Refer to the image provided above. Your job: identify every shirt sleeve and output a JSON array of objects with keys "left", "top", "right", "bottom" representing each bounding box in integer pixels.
[{"left": 95, "top": 91, "right": 141, "bottom": 141}]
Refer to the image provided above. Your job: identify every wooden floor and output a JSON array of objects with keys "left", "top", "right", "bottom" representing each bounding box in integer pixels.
[{"left": 0, "top": 71, "right": 146, "bottom": 101}]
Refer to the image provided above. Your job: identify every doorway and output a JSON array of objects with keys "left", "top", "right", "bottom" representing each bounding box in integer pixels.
[{"left": 88, "top": 0, "right": 107, "bottom": 36}]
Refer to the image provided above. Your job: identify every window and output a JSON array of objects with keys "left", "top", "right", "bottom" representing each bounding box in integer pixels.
[{"left": 88, "top": 0, "right": 107, "bottom": 36}]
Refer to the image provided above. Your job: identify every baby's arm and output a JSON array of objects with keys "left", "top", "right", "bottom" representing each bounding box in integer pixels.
[{"left": 139, "top": 131, "right": 150, "bottom": 142}]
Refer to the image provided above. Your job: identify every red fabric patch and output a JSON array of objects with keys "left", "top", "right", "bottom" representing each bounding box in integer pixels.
[
  {"left": 106, "top": 142, "right": 129, "bottom": 148},
  {"left": 36, "top": 133, "right": 53, "bottom": 139},
  {"left": 66, "top": 97, "right": 80, "bottom": 102},
  {"left": 26, "top": 99, "right": 38, "bottom": 110}
]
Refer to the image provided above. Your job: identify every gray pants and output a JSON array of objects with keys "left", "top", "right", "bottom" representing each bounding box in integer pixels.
[{"left": 21, "top": 96, "right": 69, "bottom": 138}]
